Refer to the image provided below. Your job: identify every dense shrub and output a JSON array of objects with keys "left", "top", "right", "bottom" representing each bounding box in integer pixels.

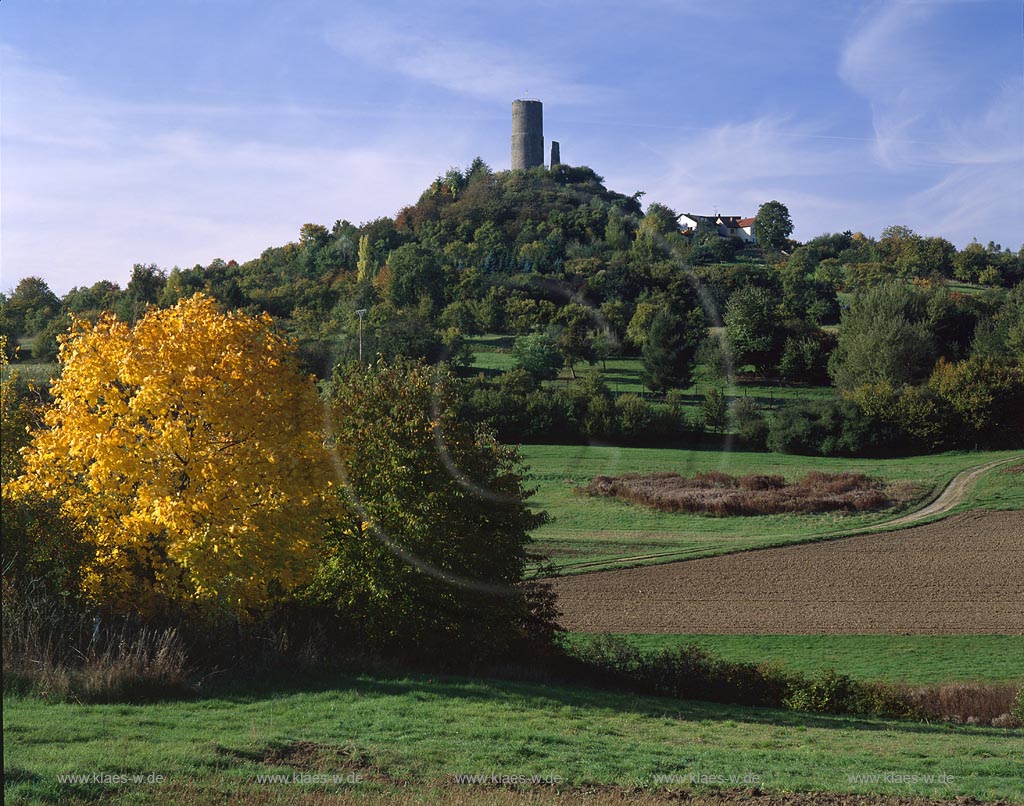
[
  {"left": 767, "top": 398, "right": 897, "bottom": 457},
  {"left": 569, "top": 636, "right": 1016, "bottom": 725},
  {"left": 311, "top": 359, "right": 557, "bottom": 665},
  {"left": 573, "top": 635, "right": 790, "bottom": 708},
  {"left": 729, "top": 397, "right": 769, "bottom": 449},
  {"left": 1012, "top": 686, "right": 1024, "bottom": 726},
  {"left": 781, "top": 670, "right": 905, "bottom": 715},
  {"left": 928, "top": 357, "right": 1024, "bottom": 447},
  {"left": 828, "top": 283, "right": 937, "bottom": 390}
]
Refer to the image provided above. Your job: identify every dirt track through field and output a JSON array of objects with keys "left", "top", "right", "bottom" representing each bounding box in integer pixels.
[
  {"left": 550, "top": 455, "right": 1023, "bottom": 574},
  {"left": 552, "top": 511, "right": 1024, "bottom": 634}
]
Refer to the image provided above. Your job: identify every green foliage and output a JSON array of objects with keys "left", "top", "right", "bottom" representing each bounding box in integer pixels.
[
  {"left": 1012, "top": 686, "right": 1024, "bottom": 725},
  {"left": 640, "top": 308, "right": 703, "bottom": 392},
  {"left": 566, "top": 373, "right": 617, "bottom": 439},
  {"left": 752, "top": 200, "right": 793, "bottom": 251},
  {"left": 313, "top": 359, "right": 554, "bottom": 663},
  {"left": 116, "top": 264, "right": 167, "bottom": 324},
  {"left": 724, "top": 285, "right": 785, "bottom": 374},
  {"left": 30, "top": 314, "right": 70, "bottom": 362},
  {"left": 878, "top": 226, "right": 956, "bottom": 279},
  {"left": 556, "top": 303, "right": 597, "bottom": 379},
  {"left": 574, "top": 635, "right": 915, "bottom": 721},
  {"left": 511, "top": 332, "right": 562, "bottom": 380},
  {"left": 778, "top": 329, "right": 834, "bottom": 384},
  {"left": 572, "top": 633, "right": 1024, "bottom": 685},
  {"left": 5, "top": 276, "right": 60, "bottom": 337},
  {"left": 828, "top": 283, "right": 936, "bottom": 390},
  {"left": 780, "top": 249, "right": 839, "bottom": 323},
  {"left": 701, "top": 388, "right": 728, "bottom": 432},
  {"left": 928, "top": 357, "right": 1024, "bottom": 446},
  {"left": 625, "top": 300, "right": 661, "bottom": 350},
  {"left": 767, "top": 398, "right": 890, "bottom": 457},
  {"left": 386, "top": 243, "right": 445, "bottom": 308},
  {"left": 846, "top": 381, "right": 947, "bottom": 453},
  {"left": 971, "top": 282, "right": 1024, "bottom": 364},
  {"left": 729, "top": 397, "right": 769, "bottom": 449}
]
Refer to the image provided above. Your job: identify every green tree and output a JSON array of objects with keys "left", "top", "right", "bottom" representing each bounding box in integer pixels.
[
  {"left": 312, "top": 359, "right": 552, "bottom": 662},
  {"left": 640, "top": 308, "right": 704, "bottom": 392},
  {"left": 929, "top": 357, "right": 1024, "bottom": 445},
  {"left": 556, "top": 304, "right": 596, "bottom": 379},
  {"left": 387, "top": 243, "right": 445, "bottom": 309},
  {"left": 356, "top": 234, "right": 374, "bottom": 281},
  {"left": 828, "top": 283, "right": 936, "bottom": 391},
  {"left": 701, "top": 388, "right": 728, "bottom": 432},
  {"left": 6, "top": 276, "right": 60, "bottom": 336},
  {"left": 31, "top": 313, "right": 71, "bottom": 362},
  {"left": 625, "top": 301, "right": 663, "bottom": 350},
  {"left": 752, "top": 200, "right": 793, "bottom": 251},
  {"left": 954, "top": 241, "right": 988, "bottom": 283},
  {"left": 115, "top": 263, "right": 167, "bottom": 324},
  {"left": 724, "top": 286, "right": 785, "bottom": 375},
  {"left": 511, "top": 332, "right": 562, "bottom": 381}
]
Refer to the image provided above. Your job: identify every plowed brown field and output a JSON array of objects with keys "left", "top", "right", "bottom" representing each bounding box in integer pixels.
[{"left": 552, "top": 511, "right": 1024, "bottom": 634}]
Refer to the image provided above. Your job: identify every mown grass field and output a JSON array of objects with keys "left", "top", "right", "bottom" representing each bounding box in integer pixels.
[
  {"left": 519, "top": 445, "right": 1023, "bottom": 574},
  {"left": 562, "top": 634, "right": 1024, "bottom": 686},
  {"left": 5, "top": 672, "right": 1023, "bottom": 804}
]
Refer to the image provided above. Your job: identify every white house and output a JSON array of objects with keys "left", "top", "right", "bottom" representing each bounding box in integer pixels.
[{"left": 678, "top": 213, "right": 756, "bottom": 243}]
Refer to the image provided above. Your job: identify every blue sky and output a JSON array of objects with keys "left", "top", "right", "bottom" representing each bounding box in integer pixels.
[{"left": 2, "top": 0, "right": 1022, "bottom": 294}]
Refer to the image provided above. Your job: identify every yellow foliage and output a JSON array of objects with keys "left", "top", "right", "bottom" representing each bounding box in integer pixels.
[{"left": 9, "top": 294, "right": 333, "bottom": 613}]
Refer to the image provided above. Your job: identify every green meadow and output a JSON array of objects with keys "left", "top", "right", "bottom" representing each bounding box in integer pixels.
[
  {"left": 5, "top": 672, "right": 1023, "bottom": 804},
  {"left": 519, "top": 445, "right": 1023, "bottom": 574}
]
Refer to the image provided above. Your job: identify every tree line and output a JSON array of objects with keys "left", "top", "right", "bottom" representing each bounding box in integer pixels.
[{"left": 2, "top": 159, "right": 1022, "bottom": 455}]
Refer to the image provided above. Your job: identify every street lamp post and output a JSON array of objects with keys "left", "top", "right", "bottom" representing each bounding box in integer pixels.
[{"left": 355, "top": 309, "right": 367, "bottom": 363}]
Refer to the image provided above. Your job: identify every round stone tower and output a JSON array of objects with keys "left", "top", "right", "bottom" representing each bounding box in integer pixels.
[{"left": 511, "top": 99, "right": 544, "bottom": 170}]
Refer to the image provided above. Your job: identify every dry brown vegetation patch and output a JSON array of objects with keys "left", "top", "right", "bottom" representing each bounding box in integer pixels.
[{"left": 584, "top": 471, "right": 913, "bottom": 517}]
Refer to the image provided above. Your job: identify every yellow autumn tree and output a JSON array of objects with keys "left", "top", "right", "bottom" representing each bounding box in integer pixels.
[{"left": 9, "top": 294, "right": 332, "bottom": 613}]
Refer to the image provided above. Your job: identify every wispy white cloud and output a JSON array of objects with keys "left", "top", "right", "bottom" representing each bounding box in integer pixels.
[
  {"left": 838, "top": 1, "right": 1023, "bottom": 243},
  {"left": 324, "top": 12, "right": 606, "bottom": 104}
]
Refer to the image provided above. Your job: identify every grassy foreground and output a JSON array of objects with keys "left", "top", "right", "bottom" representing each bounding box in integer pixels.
[
  {"left": 5, "top": 672, "right": 1023, "bottom": 804},
  {"left": 562, "top": 634, "right": 1024, "bottom": 686},
  {"left": 520, "top": 445, "right": 1023, "bottom": 573}
]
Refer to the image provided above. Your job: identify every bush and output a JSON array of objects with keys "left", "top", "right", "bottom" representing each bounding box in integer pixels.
[
  {"left": 729, "top": 397, "right": 768, "bottom": 449},
  {"left": 312, "top": 359, "right": 557, "bottom": 665},
  {"left": 511, "top": 332, "right": 562, "bottom": 381},
  {"left": 570, "top": 636, "right": 926, "bottom": 722},
  {"left": 1012, "top": 686, "right": 1024, "bottom": 726},
  {"left": 573, "top": 635, "right": 790, "bottom": 708},
  {"left": 616, "top": 394, "right": 654, "bottom": 438},
  {"left": 701, "top": 388, "right": 728, "bottom": 432},
  {"left": 767, "top": 398, "right": 896, "bottom": 457}
]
